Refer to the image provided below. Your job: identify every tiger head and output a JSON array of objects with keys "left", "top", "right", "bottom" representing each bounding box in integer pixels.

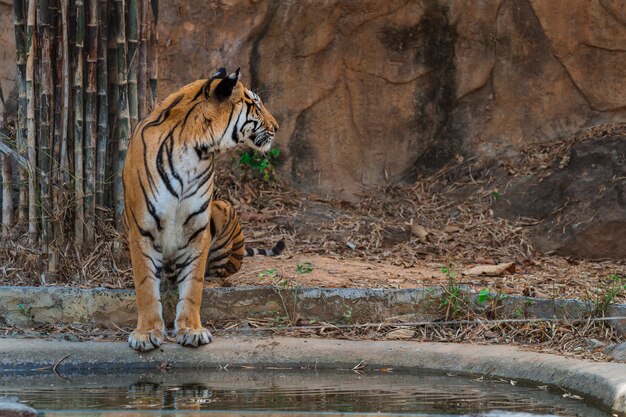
[{"left": 193, "top": 67, "right": 279, "bottom": 153}]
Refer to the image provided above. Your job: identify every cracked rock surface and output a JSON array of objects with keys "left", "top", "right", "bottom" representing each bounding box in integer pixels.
[
  {"left": 1, "top": 0, "right": 625, "bottom": 198},
  {"left": 157, "top": 0, "right": 626, "bottom": 198}
]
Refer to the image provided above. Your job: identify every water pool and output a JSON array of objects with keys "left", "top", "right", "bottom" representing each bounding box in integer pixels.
[{"left": 0, "top": 369, "right": 610, "bottom": 416}]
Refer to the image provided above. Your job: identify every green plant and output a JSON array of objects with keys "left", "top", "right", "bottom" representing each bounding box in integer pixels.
[
  {"left": 268, "top": 314, "right": 291, "bottom": 328},
  {"left": 16, "top": 303, "right": 33, "bottom": 322},
  {"left": 477, "top": 288, "right": 507, "bottom": 305},
  {"left": 258, "top": 269, "right": 298, "bottom": 324},
  {"left": 441, "top": 265, "right": 456, "bottom": 279},
  {"left": 296, "top": 262, "right": 314, "bottom": 275},
  {"left": 259, "top": 269, "right": 291, "bottom": 289},
  {"left": 342, "top": 304, "right": 353, "bottom": 324},
  {"left": 238, "top": 148, "right": 280, "bottom": 182},
  {"left": 590, "top": 273, "right": 626, "bottom": 317},
  {"left": 477, "top": 288, "right": 492, "bottom": 305},
  {"left": 440, "top": 264, "right": 465, "bottom": 320},
  {"left": 259, "top": 269, "right": 278, "bottom": 279}
]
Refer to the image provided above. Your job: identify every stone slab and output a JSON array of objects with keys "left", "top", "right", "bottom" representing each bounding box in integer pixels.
[
  {"left": 0, "top": 337, "right": 625, "bottom": 414},
  {"left": 1, "top": 286, "right": 625, "bottom": 337}
]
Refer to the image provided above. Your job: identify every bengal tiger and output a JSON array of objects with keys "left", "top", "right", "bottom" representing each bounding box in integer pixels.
[
  {"left": 204, "top": 199, "right": 285, "bottom": 286},
  {"left": 122, "top": 68, "right": 278, "bottom": 351},
  {"left": 160, "top": 198, "right": 286, "bottom": 290}
]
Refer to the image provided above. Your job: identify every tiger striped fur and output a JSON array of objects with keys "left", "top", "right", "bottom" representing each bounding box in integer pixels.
[
  {"left": 205, "top": 199, "right": 286, "bottom": 286},
  {"left": 122, "top": 68, "right": 278, "bottom": 351}
]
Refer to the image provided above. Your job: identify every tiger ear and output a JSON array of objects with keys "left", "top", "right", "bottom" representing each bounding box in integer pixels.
[
  {"left": 214, "top": 68, "right": 240, "bottom": 100},
  {"left": 212, "top": 67, "right": 227, "bottom": 79},
  {"left": 203, "top": 67, "right": 228, "bottom": 98}
]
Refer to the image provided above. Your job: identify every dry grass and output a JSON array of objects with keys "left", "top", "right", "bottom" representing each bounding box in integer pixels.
[
  {"left": 2, "top": 316, "right": 622, "bottom": 362},
  {"left": 0, "top": 208, "right": 131, "bottom": 288},
  {"left": 0, "top": 125, "right": 625, "bottom": 359},
  {"left": 0, "top": 134, "right": 624, "bottom": 304}
]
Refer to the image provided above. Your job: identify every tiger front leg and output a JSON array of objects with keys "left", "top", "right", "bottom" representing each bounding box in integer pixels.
[
  {"left": 174, "top": 227, "right": 213, "bottom": 347},
  {"left": 128, "top": 235, "right": 165, "bottom": 352}
]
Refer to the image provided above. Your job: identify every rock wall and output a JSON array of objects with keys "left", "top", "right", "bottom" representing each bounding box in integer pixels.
[
  {"left": 0, "top": 2, "right": 16, "bottom": 108},
  {"left": 157, "top": 0, "right": 626, "bottom": 198},
  {"left": 495, "top": 135, "right": 626, "bottom": 260},
  {"left": 1, "top": 0, "right": 626, "bottom": 198}
]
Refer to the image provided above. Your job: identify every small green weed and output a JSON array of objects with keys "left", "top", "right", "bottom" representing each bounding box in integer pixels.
[
  {"left": 259, "top": 269, "right": 291, "bottom": 289},
  {"left": 259, "top": 269, "right": 278, "bottom": 279},
  {"left": 16, "top": 303, "right": 33, "bottom": 322},
  {"left": 268, "top": 315, "right": 291, "bottom": 328},
  {"left": 342, "top": 304, "right": 353, "bottom": 324},
  {"left": 238, "top": 148, "right": 280, "bottom": 182},
  {"left": 258, "top": 269, "right": 298, "bottom": 323},
  {"left": 590, "top": 273, "right": 626, "bottom": 317},
  {"left": 441, "top": 265, "right": 456, "bottom": 279},
  {"left": 476, "top": 287, "right": 507, "bottom": 319},
  {"left": 477, "top": 288, "right": 507, "bottom": 305},
  {"left": 477, "top": 288, "right": 492, "bottom": 305},
  {"left": 296, "top": 262, "right": 314, "bottom": 275},
  {"left": 440, "top": 264, "right": 465, "bottom": 319}
]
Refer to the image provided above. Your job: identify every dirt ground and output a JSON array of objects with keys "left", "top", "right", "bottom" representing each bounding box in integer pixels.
[
  {"left": 2, "top": 184, "right": 623, "bottom": 304},
  {"left": 206, "top": 251, "right": 623, "bottom": 304},
  {"left": 0, "top": 137, "right": 624, "bottom": 304},
  {"left": 2, "top": 131, "right": 625, "bottom": 363},
  {"left": 2, "top": 158, "right": 625, "bottom": 361}
]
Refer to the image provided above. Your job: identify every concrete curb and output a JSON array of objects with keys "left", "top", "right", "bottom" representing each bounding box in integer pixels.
[
  {"left": 1, "top": 285, "right": 625, "bottom": 334},
  {"left": 0, "top": 336, "right": 625, "bottom": 414}
]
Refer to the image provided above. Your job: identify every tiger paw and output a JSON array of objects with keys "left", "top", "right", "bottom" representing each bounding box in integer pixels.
[
  {"left": 128, "top": 329, "right": 163, "bottom": 352},
  {"left": 175, "top": 327, "right": 213, "bottom": 347}
]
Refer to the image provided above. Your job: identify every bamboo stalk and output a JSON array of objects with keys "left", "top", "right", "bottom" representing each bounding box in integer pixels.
[
  {"left": 60, "top": 0, "right": 70, "bottom": 188},
  {"left": 0, "top": 154, "right": 12, "bottom": 236},
  {"left": 52, "top": 0, "right": 64, "bottom": 245},
  {"left": 0, "top": 85, "right": 13, "bottom": 235},
  {"left": 137, "top": 0, "right": 147, "bottom": 119},
  {"left": 47, "top": 0, "right": 60, "bottom": 276},
  {"left": 127, "top": 0, "right": 138, "bottom": 130},
  {"left": 13, "top": 0, "right": 28, "bottom": 225},
  {"left": 96, "top": 0, "right": 108, "bottom": 208},
  {"left": 114, "top": 0, "right": 130, "bottom": 229},
  {"left": 26, "top": 0, "right": 38, "bottom": 243},
  {"left": 74, "top": 0, "right": 85, "bottom": 247},
  {"left": 106, "top": 0, "right": 118, "bottom": 208},
  {"left": 84, "top": 0, "right": 98, "bottom": 245},
  {"left": 38, "top": 0, "right": 53, "bottom": 248},
  {"left": 147, "top": 0, "right": 157, "bottom": 110}
]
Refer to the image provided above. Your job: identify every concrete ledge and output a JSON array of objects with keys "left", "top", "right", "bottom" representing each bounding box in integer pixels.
[
  {"left": 1, "top": 286, "right": 625, "bottom": 333},
  {"left": 0, "top": 336, "right": 625, "bottom": 414},
  {"left": 0, "top": 286, "right": 438, "bottom": 328}
]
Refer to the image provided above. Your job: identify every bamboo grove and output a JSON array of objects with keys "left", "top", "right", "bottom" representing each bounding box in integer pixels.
[{"left": 0, "top": 0, "right": 159, "bottom": 272}]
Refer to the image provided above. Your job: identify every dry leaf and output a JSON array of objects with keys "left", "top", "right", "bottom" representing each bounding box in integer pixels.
[
  {"left": 475, "top": 257, "right": 496, "bottom": 265},
  {"left": 464, "top": 262, "right": 516, "bottom": 276},
  {"left": 410, "top": 222, "right": 429, "bottom": 244},
  {"left": 385, "top": 328, "right": 414, "bottom": 340},
  {"left": 523, "top": 285, "right": 536, "bottom": 297},
  {"left": 444, "top": 225, "right": 461, "bottom": 234}
]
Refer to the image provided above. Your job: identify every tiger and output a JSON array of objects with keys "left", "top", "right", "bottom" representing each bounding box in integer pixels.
[
  {"left": 122, "top": 67, "right": 279, "bottom": 352},
  {"left": 204, "top": 199, "right": 286, "bottom": 286},
  {"left": 159, "top": 198, "right": 286, "bottom": 291}
]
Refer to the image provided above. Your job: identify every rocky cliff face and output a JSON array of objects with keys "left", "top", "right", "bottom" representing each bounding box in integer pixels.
[
  {"left": 0, "top": 2, "right": 16, "bottom": 108},
  {"left": 1, "top": 0, "right": 626, "bottom": 198},
  {"left": 156, "top": 0, "right": 626, "bottom": 198}
]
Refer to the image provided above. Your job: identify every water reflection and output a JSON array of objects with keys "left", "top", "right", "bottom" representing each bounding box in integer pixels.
[{"left": 0, "top": 369, "right": 608, "bottom": 417}]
